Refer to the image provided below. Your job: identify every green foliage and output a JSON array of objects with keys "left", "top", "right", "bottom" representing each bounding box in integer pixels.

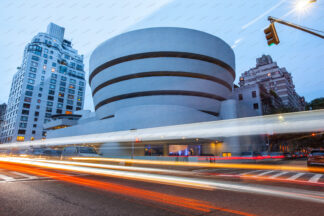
[{"left": 306, "top": 97, "right": 324, "bottom": 110}]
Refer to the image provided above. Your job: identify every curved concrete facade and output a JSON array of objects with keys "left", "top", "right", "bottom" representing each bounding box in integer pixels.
[{"left": 89, "top": 27, "right": 235, "bottom": 128}]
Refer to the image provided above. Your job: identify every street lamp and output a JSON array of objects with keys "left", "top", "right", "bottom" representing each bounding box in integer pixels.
[{"left": 295, "top": 0, "right": 316, "bottom": 12}]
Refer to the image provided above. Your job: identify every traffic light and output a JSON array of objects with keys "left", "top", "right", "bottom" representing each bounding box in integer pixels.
[{"left": 264, "top": 23, "right": 280, "bottom": 46}]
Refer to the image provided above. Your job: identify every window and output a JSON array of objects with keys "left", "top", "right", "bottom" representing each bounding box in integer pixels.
[
  {"left": 28, "top": 79, "right": 35, "bottom": 84},
  {"left": 31, "top": 61, "right": 38, "bottom": 67},
  {"left": 34, "top": 118, "right": 38, "bottom": 122},
  {"left": 59, "top": 87, "right": 65, "bottom": 91},
  {"left": 43, "top": 54, "right": 48, "bottom": 58},
  {"left": 36, "top": 105, "right": 40, "bottom": 109},
  {"left": 58, "top": 98, "right": 64, "bottom": 103},
  {"left": 49, "top": 84, "right": 55, "bottom": 89},
  {"left": 34, "top": 111, "right": 39, "bottom": 116},
  {"left": 25, "top": 91, "right": 33, "bottom": 96},
  {"left": 69, "top": 84, "right": 75, "bottom": 89},
  {"left": 47, "top": 101, "right": 53, "bottom": 106},
  {"left": 30, "top": 67, "right": 37, "bottom": 72},
  {"left": 22, "top": 110, "right": 29, "bottom": 115},
  {"left": 76, "top": 107, "right": 81, "bottom": 111},
  {"left": 77, "top": 102, "right": 82, "bottom": 106},
  {"left": 39, "top": 87, "right": 43, "bottom": 92},
  {"left": 66, "top": 105, "right": 73, "bottom": 110},
  {"left": 50, "top": 79, "right": 56, "bottom": 84},
  {"left": 44, "top": 59, "right": 47, "bottom": 64},
  {"left": 32, "top": 130, "right": 36, "bottom": 135},
  {"left": 41, "top": 76, "right": 45, "bottom": 81},
  {"left": 68, "top": 89, "right": 75, "bottom": 94},
  {"left": 67, "top": 100, "right": 73, "bottom": 105},
  {"left": 253, "top": 103, "right": 259, "bottom": 110},
  {"left": 61, "top": 76, "right": 67, "bottom": 81},
  {"left": 79, "top": 81, "right": 84, "bottom": 86},
  {"left": 68, "top": 94, "right": 74, "bottom": 99},
  {"left": 58, "top": 92, "right": 64, "bottom": 97},
  {"left": 23, "top": 103, "right": 30, "bottom": 109},
  {"left": 238, "top": 94, "right": 243, "bottom": 100},
  {"left": 48, "top": 95, "right": 54, "bottom": 101},
  {"left": 48, "top": 90, "right": 55, "bottom": 95},
  {"left": 20, "top": 116, "right": 28, "bottom": 121},
  {"left": 45, "top": 113, "right": 51, "bottom": 118},
  {"left": 60, "top": 81, "right": 66, "bottom": 86},
  {"left": 28, "top": 73, "right": 36, "bottom": 78},
  {"left": 31, "top": 56, "right": 39, "bottom": 61},
  {"left": 51, "top": 73, "right": 57, "bottom": 78},
  {"left": 79, "top": 87, "right": 84, "bottom": 91},
  {"left": 70, "top": 79, "right": 76, "bottom": 84},
  {"left": 26, "top": 85, "right": 34, "bottom": 90},
  {"left": 18, "top": 129, "right": 26, "bottom": 135},
  {"left": 51, "top": 68, "right": 55, "bottom": 72},
  {"left": 57, "top": 103, "right": 63, "bottom": 108},
  {"left": 33, "top": 124, "right": 37, "bottom": 128},
  {"left": 24, "top": 97, "right": 32, "bottom": 102},
  {"left": 78, "top": 91, "right": 83, "bottom": 96},
  {"left": 37, "top": 99, "right": 41, "bottom": 103},
  {"left": 38, "top": 93, "right": 42, "bottom": 97},
  {"left": 46, "top": 107, "right": 52, "bottom": 112},
  {"left": 56, "top": 109, "right": 62, "bottom": 114},
  {"left": 252, "top": 91, "right": 257, "bottom": 98},
  {"left": 19, "top": 123, "right": 27, "bottom": 128}
]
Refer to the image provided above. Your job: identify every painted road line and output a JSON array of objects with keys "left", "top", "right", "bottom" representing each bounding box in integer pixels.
[
  {"left": 0, "top": 174, "right": 15, "bottom": 181},
  {"left": 269, "top": 172, "right": 288, "bottom": 179},
  {"left": 10, "top": 171, "right": 38, "bottom": 180},
  {"left": 256, "top": 170, "right": 276, "bottom": 176},
  {"left": 309, "top": 174, "right": 323, "bottom": 183},
  {"left": 288, "top": 173, "right": 304, "bottom": 180},
  {"left": 240, "top": 170, "right": 262, "bottom": 176}
]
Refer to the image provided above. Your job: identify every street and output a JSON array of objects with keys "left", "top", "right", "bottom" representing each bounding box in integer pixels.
[{"left": 1, "top": 160, "right": 324, "bottom": 216}]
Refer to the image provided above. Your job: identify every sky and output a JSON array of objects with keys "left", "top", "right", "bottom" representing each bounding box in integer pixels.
[{"left": 0, "top": 0, "right": 323, "bottom": 111}]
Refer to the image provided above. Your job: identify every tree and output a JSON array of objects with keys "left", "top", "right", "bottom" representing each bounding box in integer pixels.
[{"left": 306, "top": 97, "right": 324, "bottom": 110}]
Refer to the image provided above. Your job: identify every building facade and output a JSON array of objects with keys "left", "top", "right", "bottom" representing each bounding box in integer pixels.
[
  {"left": 0, "top": 23, "right": 85, "bottom": 143},
  {"left": 239, "top": 55, "right": 305, "bottom": 111},
  {"left": 233, "top": 84, "right": 283, "bottom": 116},
  {"left": 0, "top": 103, "right": 6, "bottom": 131},
  {"left": 45, "top": 27, "right": 265, "bottom": 155}
]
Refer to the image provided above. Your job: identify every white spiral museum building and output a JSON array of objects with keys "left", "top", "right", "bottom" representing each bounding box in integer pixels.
[{"left": 89, "top": 27, "right": 235, "bottom": 129}]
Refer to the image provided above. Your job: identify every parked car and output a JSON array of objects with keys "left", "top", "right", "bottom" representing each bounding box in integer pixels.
[
  {"left": 283, "top": 152, "right": 293, "bottom": 160},
  {"left": 307, "top": 150, "right": 324, "bottom": 167},
  {"left": 61, "top": 146, "right": 101, "bottom": 159}
]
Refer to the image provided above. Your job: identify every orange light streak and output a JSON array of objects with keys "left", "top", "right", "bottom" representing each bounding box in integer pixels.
[{"left": 0, "top": 162, "right": 255, "bottom": 216}]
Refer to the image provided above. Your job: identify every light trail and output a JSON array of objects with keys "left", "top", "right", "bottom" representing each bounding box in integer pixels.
[
  {"left": 1, "top": 157, "right": 324, "bottom": 204},
  {"left": 0, "top": 109, "right": 323, "bottom": 149},
  {"left": 71, "top": 157, "right": 324, "bottom": 174},
  {"left": 0, "top": 161, "right": 255, "bottom": 216}
]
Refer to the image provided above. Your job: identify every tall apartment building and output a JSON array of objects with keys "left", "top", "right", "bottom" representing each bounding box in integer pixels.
[
  {"left": 239, "top": 55, "right": 305, "bottom": 111},
  {"left": 0, "top": 23, "right": 85, "bottom": 143}
]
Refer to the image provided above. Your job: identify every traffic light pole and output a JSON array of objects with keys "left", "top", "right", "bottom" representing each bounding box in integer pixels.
[{"left": 268, "top": 16, "right": 324, "bottom": 39}]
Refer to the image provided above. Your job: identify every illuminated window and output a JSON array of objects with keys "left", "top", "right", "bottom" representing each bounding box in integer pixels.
[
  {"left": 65, "top": 111, "right": 72, "bottom": 114},
  {"left": 51, "top": 68, "right": 55, "bottom": 72},
  {"left": 16, "top": 136, "right": 25, "bottom": 141},
  {"left": 43, "top": 65, "right": 47, "bottom": 70}
]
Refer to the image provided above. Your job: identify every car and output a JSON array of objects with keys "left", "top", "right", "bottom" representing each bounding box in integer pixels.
[
  {"left": 40, "top": 149, "right": 62, "bottom": 159},
  {"left": 307, "top": 150, "right": 324, "bottom": 167},
  {"left": 26, "top": 148, "right": 45, "bottom": 158},
  {"left": 283, "top": 152, "right": 293, "bottom": 160},
  {"left": 61, "top": 146, "right": 101, "bottom": 159}
]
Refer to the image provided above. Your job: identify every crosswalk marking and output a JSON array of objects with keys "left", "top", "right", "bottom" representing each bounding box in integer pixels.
[
  {"left": 0, "top": 174, "right": 15, "bottom": 181},
  {"left": 10, "top": 171, "right": 37, "bottom": 180},
  {"left": 308, "top": 174, "right": 323, "bottom": 183},
  {"left": 270, "top": 172, "right": 288, "bottom": 179},
  {"left": 256, "top": 170, "right": 275, "bottom": 176},
  {"left": 240, "top": 170, "right": 262, "bottom": 176},
  {"left": 287, "top": 173, "right": 304, "bottom": 180}
]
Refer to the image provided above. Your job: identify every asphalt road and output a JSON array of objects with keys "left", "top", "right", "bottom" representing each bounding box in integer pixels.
[{"left": 1, "top": 161, "right": 324, "bottom": 216}]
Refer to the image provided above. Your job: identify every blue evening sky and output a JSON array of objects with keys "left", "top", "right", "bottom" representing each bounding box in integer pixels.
[{"left": 1, "top": 0, "right": 323, "bottom": 111}]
